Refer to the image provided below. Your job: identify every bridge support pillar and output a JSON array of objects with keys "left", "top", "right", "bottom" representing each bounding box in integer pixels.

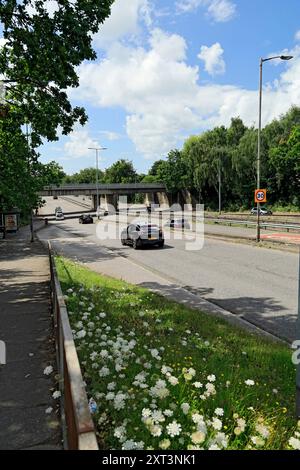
[
  {"left": 156, "top": 192, "right": 170, "bottom": 209},
  {"left": 105, "top": 194, "right": 118, "bottom": 211},
  {"left": 144, "top": 193, "right": 155, "bottom": 206}
]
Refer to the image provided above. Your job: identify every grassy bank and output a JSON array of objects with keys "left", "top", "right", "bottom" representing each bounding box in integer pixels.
[{"left": 56, "top": 256, "right": 299, "bottom": 450}]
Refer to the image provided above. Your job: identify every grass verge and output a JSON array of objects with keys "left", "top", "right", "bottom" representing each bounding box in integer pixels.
[{"left": 55, "top": 256, "right": 299, "bottom": 451}]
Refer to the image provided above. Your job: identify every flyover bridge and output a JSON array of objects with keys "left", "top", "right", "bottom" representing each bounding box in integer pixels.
[{"left": 39, "top": 183, "right": 168, "bottom": 209}]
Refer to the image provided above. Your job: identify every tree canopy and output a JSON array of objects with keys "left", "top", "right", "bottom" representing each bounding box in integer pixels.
[{"left": 0, "top": 0, "right": 114, "bottom": 216}]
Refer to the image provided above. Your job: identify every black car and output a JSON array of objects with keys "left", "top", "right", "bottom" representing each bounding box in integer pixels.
[
  {"left": 121, "top": 223, "right": 164, "bottom": 249},
  {"left": 79, "top": 214, "right": 93, "bottom": 224}
]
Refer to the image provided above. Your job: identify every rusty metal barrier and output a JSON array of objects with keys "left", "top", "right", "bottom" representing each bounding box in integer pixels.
[{"left": 48, "top": 241, "right": 98, "bottom": 450}]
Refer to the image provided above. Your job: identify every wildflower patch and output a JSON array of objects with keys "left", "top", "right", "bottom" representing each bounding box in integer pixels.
[{"left": 56, "top": 257, "right": 300, "bottom": 451}]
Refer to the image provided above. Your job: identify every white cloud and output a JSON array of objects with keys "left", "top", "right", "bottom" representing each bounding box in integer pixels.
[
  {"left": 176, "top": 0, "right": 236, "bottom": 22},
  {"left": 198, "top": 42, "right": 225, "bottom": 76},
  {"left": 71, "top": 27, "right": 300, "bottom": 159},
  {"left": 93, "top": 0, "right": 152, "bottom": 48},
  {"left": 99, "top": 131, "right": 122, "bottom": 141},
  {"left": 207, "top": 0, "right": 236, "bottom": 22},
  {"left": 64, "top": 128, "right": 100, "bottom": 159},
  {"left": 295, "top": 30, "right": 300, "bottom": 42}
]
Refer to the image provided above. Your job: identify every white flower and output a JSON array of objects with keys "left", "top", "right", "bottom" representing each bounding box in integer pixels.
[
  {"left": 181, "top": 403, "right": 190, "bottom": 415},
  {"left": 191, "top": 431, "right": 206, "bottom": 444},
  {"left": 208, "top": 444, "right": 220, "bottom": 450},
  {"left": 215, "top": 408, "right": 224, "bottom": 417},
  {"left": 122, "top": 440, "right": 144, "bottom": 450},
  {"left": 236, "top": 418, "right": 246, "bottom": 432},
  {"left": 163, "top": 409, "right": 173, "bottom": 417},
  {"left": 166, "top": 420, "right": 182, "bottom": 437},
  {"left": 100, "top": 349, "right": 109, "bottom": 358},
  {"left": 161, "top": 365, "right": 172, "bottom": 375},
  {"left": 76, "top": 329, "right": 86, "bottom": 339},
  {"left": 152, "top": 410, "right": 165, "bottom": 423},
  {"left": 207, "top": 374, "right": 216, "bottom": 382},
  {"left": 251, "top": 436, "right": 265, "bottom": 447},
  {"left": 142, "top": 408, "right": 152, "bottom": 419},
  {"left": 150, "top": 349, "right": 160, "bottom": 358},
  {"left": 114, "top": 425, "right": 127, "bottom": 441},
  {"left": 159, "top": 439, "right": 171, "bottom": 450},
  {"left": 99, "top": 312, "right": 106, "bottom": 318},
  {"left": 255, "top": 424, "right": 270, "bottom": 439},
  {"left": 149, "top": 424, "right": 162, "bottom": 437},
  {"left": 52, "top": 390, "right": 61, "bottom": 399},
  {"left": 245, "top": 379, "right": 255, "bottom": 386},
  {"left": 106, "top": 392, "right": 115, "bottom": 401},
  {"left": 289, "top": 437, "right": 300, "bottom": 450},
  {"left": 155, "top": 387, "right": 170, "bottom": 400},
  {"left": 43, "top": 365, "right": 53, "bottom": 376},
  {"left": 215, "top": 432, "right": 228, "bottom": 448},
  {"left": 168, "top": 376, "right": 179, "bottom": 386},
  {"left": 107, "top": 382, "right": 116, "bottom": 391},
  {"left": 212, "top": 417, "right": 222, "bottom": 431},
  {"left": 272, "top": 388, "right": 278, "bottom": 394},
  {"left": 99, "top": 366, "right": 110, "bottom": 377},
  {"left": 205, "top": 383, "right": 216, "bottom": 395},
  {"left": 192, "top": 413, "right": 204, "bottom": 424},
  {"left": 193, "top": 382, "right": 203, "bottom": 388}
]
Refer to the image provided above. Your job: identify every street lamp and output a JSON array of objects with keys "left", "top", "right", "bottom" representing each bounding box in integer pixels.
[
  {"left": 256, "top": 54, "right": 293, "bottom": 242},
  {"left": 88, "top": 147, "right": 107, "bottom": 210}
]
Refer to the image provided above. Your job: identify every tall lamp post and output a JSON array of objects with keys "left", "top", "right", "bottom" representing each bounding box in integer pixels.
[
  {"left": 88, "top": 147, "right": 107, "bottom": 210},
  {"left": 256, "top": 54, "right": 293, "bottom": 242}
]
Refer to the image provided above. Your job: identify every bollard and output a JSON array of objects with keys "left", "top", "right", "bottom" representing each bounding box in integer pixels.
[{"left": 44, "top": 218, "right": 48, "bottom": 226}]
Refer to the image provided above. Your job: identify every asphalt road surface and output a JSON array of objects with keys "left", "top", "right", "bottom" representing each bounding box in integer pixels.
[{"left": 39, "top": 212, "right": 299, "bottom": 343}]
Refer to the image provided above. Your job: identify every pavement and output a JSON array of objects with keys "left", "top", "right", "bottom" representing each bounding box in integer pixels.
[{"left": 0, "top": 224, "right": 62, "bottom": 450}]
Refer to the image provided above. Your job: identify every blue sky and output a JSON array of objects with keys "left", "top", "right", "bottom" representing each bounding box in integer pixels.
[{"left": 2, "top": 0, "right": 300, "bottom": 174}]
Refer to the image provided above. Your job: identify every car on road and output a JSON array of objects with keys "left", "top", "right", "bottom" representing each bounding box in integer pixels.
[
  {"left": 96, "top": 207, "right": 109, "bottom": 219},
  {"left": 121, "top": 222, "right": 164, "bottom": 249},
  {"left": 79, "top": 214, "right": 93, "bottom": 224},
  {"left": 165, "top": 218, "right": 191, "bottom": 229},
  {"left": 55, "top": 211, "right": 64, "bottom": 220},
  {"left": 250, "top": 207, "right": 272, "bottom": 216}
]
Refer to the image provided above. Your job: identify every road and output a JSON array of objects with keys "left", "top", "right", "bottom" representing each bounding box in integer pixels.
[
  {"left": 38, "top": 196, "right": 92, "bottom": 216},
  {"left": 37, "top": 207, "right": 299, "bottom": 343}
]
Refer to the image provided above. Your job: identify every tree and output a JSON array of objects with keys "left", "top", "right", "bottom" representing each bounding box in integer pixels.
[
  {"left": 0, "top": 0, "right": 114, "bottom": 143},
  {"left": 269, "top": 126, "right": 300, "bottom": 205},
  {"left": 63, "top": 167, "right": 104, "bottom": 184},
  {"left": 0, "top": 1, "right": 114, "bottom": 214},
  {"left": 104, "top": 159, "right": 138, "bottom": 184}
]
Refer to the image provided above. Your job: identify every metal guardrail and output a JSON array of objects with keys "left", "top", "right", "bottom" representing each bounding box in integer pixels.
[
  {"left": 207, "top": 217, "right": 300, "bottom": 232},
  {"left": 48, "top": 242, "right": 98, "bottom": 450}
]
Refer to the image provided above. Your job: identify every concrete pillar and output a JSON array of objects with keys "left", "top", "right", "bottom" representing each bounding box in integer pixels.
[
  {"left": 156, "top": 192, "right": 170, "bottom": 209},
  {"left": 144, "top": 193, "right": 155, "bottom": 206},
  {"left": 105, "top": 194, "right": 118, "bottom": 211}
]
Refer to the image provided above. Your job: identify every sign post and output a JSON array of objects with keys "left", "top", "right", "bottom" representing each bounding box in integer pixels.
[{"left": 255, "top": 189, "right": 267, "bottom": 243}]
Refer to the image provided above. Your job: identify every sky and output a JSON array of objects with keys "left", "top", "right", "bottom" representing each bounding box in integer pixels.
[{"left": 3, "top": 0, "right": 300, "bottom": 174}]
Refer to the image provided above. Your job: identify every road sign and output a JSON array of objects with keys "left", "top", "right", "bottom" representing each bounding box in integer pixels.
[{"left": 255, "top": 189, "right": 267, "bottom": 203}]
